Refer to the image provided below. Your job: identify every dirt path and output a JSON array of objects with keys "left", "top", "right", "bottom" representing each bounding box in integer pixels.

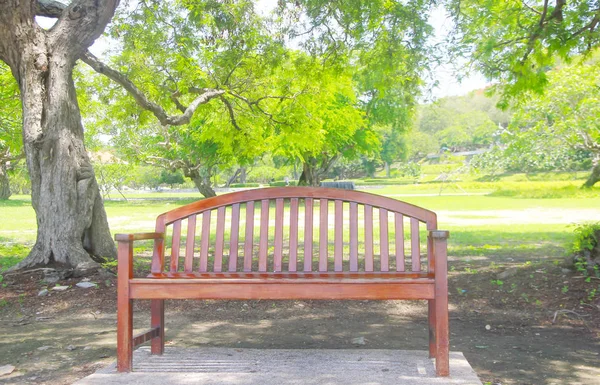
[{"left": 1, "top": 263, "right": 598, "bottom": 385}]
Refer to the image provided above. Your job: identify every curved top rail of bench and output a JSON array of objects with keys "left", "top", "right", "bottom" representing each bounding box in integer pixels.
[{"left": 158, "top": 187, "right": 437, "bottom": 228}]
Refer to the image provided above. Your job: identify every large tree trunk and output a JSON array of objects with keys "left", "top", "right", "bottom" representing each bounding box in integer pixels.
[
  {"left": 1, "top": 1, "right": 119, "bottom": 272},
  {"left": 298, "top": 159, "right": 320, "bottom": 186},
  {"left": 0, "top": 162, "right": 11, "bottom": 200},
  {"left": 15, "top": 43, "right": 115, "bottom": 271},
  {"left": 582, "top": 157, "right": 600, "bottom": 188},
  {"left": 188, "top": 170, "right": 217, "bottom": 198}
]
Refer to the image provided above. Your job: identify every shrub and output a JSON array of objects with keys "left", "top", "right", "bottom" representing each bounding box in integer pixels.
[
  {"left": 269, "top": 180, "right": 298, "bottom": 187},
  {"left": 569, "top": 223, "right": 600, "bottom": 277},
  {"left": 229, "top": 183, "right": 260, "bottom": 188}
]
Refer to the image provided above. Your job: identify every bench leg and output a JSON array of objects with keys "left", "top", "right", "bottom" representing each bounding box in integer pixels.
[
  {"left": 434, "top": 290, "right": 449, "bottom": 376},
  {"left": 151, "top": 299, "right": 165, "bottom": 354},
  {"left": 117, "top": 241, "right": 133, "bottom": 372},
  {"left": 117, "top": 298, "right": 133, "bottom": 372},
  {"left": 428, "top": 299, "right": 436, "bottom": 359}
]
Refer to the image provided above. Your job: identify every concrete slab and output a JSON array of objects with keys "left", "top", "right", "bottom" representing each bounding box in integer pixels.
[{"left": 75, "top": 347, "right": 482, "bottom": 385}]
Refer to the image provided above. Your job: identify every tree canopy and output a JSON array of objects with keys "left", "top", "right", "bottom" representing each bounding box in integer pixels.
[
  {"left": 448, "top": 0, "right": 600, "bottom": 104},
  {"left": 474, "top": 55, "right": 600, "bottom": 187}
]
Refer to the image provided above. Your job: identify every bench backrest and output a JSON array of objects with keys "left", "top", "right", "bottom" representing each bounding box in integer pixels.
[{"left": 151, "top": 187, "right": 439, "bottom": 275}]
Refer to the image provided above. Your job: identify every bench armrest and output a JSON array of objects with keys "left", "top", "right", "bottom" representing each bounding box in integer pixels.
[
  {"left": 115, "top": 232, "right": 164, "bottom": 242},
  {"left": 429, "top": 230, "right": 449, "bottom": 239}
]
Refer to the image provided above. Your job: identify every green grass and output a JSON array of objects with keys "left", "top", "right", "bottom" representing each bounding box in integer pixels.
[{"left": 1, "top": 180, "right": 597, "bottom": 271}]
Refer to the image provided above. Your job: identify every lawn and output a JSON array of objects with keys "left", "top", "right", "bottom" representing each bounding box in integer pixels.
[{"left": 1, "top": 184, "right": 599, "bottom": 271}]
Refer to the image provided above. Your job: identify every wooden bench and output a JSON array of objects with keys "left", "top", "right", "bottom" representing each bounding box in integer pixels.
[{"left": 115, "top": 187, "right": 450, "bottom": 376}]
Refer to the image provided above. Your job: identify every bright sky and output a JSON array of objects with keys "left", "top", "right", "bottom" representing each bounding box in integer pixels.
[{"left": 38, "top": 1, "right": 488, "bottom": 99}]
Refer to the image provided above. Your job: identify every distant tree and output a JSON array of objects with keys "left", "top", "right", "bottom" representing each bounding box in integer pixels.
[
  {"left": 407, "top": 131, "right": 439, "bottom": 161},
  {"left": 159, "top": 169, "right": 185, "bottom": 189},
  {"left": 376, "top": 125, "right": 409, "bottom": 177},
  {"left": 416, "top": 93, "right": 506, "bottom": 151},
  {"left": 502, "top": 59, "right": 600, "bottom": 187},
  {"left": 0, "top": 63, "right": 23, "bottom": 200}
]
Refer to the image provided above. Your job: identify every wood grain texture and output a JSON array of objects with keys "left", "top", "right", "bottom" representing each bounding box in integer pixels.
[
  {"left": 380, "top": 208, "right": 389, "bottom": 272},
  {"left": 304, "top": 198, "right": 314, "bottom": 272},
  {"left": 243, "top": 201, "right": 255, "bottom": 272},
  {"left": 289, "top": 198, "right": 299, "bottom": 272},
  {"left": 319, "top": 199, "right": 328, "bottom": 272},
  {"left": 130, "top": 281, "right": 435, "bottom": 300},
  {"left": 411, "top": 217, "right": 421, "bottom": 272},
  {"left": 214, "top": 206, "right": 226, "bottom": 272},
  {"left": 364, "top": 205, "right": 374, "bottom": 272},
  {"left": 159, "top": 187, "right": 437, "bottom": 226},
  {"left": 229, "top": 204, "right": 240, "bottom": 272},
  {"left": 170, "top": 219, "right": 181, "bottom": 272},
  {"left": 274, "top": 198, "right": 284, "bottom": 272},
  {"left": 334, "top": 200, "right": 343, "bottom": 272},
  {"left": 258, "top": 199, "right": 270, "bottom": 272},
  {"left": 199, "top": 211, "right": 211, "bottom": 273},
  {"left": 349, "top": 202, "right": 358, "bottom": 272},
  {"left": 184, "top": 215, "right": 196, "bottom": 273},
  {"left": 395, "top": 213, "right": 405, "bottom": 272},
  {"left": 116, "top": 240, "right": 133, "bottom": 372}
]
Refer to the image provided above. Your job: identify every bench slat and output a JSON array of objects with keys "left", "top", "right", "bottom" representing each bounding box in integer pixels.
[
  {"left": 304, "top": 198, "right": 314, "bottom": 272},
  {"left": 334, "top": 200, "right": 343, "bottom": 272},
  {"left": 148, "top": 271, "right": 434, "bottom": 279},
  {"left": 364, "top": 205, "right": 374, "bottom": 272},
  {"left": 170, "top": 219, "right": 182, "bottom": 273},
  {"left": 129, "top": 281, "right": 435, "bottom": 300},
  {"left": 200, "top": 210, "right": 211, "bottom": 273},
  {"left": 349, "top": 202, "right": 358, "bottom": 272},
  {"left": 274, "top": 198, "right": 284, "bottom": 272},
  {"left": 395, "top": 213, "right": 405, "bottom": 272},
  {"left": 229, "top": 203, "right": 240, "bottom": 272},
  {"left": 244, "top": 201, "right": 254, "bottom": 272},
  {"left": 184, "top": 215, "right": 196, "bottom": 273},
  {"left": 411, "top": 217, "right": 420, "bottom": 272},
  {"left": 319, "top": 198, "right": 328, "bottom": 272},
  {"left": 259, "top": 199, "right": 269, "bottom": 272},
  {"left": 380, "top": 208, "right": 389, "bottom": 272},
  {"left": 289, "top": 198, "right": 299, "bottom": 272},
  {"left": 214, "top": 206, "right": 226, "bottom": 272}
]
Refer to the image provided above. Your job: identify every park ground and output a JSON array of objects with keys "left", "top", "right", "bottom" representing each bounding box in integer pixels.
[{"left": 1, "top": 178, "right": 600, "bottom": 385}]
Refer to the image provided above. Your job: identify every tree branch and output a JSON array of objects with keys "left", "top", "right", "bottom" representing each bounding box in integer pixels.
[
  {"left": 170, "top": 91, "right": 188, "bottom": 113},
  {"left": 48, "top": 0, "right": 119, "bottom": 62},
  {"left": 35, "top": 0, "right": 67, "bottom": 18},
  {"left": 81, "top": 51, "right": 225, "bottom": 126},
  {"left": 220, "top": 96, "right": 242, "bottom": 131}
]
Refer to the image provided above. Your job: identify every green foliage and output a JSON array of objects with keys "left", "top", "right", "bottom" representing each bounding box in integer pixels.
[
  {"left": 0, "top": 62, "right": 23, "bottom": 194},
  {"left": 569, "top": 222, "right": 600, "bottom": 278},
  {"left": 7, "top": 165, "right": 30, "bottom": 194},
  {"left": 230, "top": 182, "right": 260, "bottom": 188},
  {"left": 268, "top": 181, "right": 297, "bottom": 187},
  {"left": 407, "top": 131, "right": 439, "bottom": 161},
  {"left": 75, "top": 0, "right": 437, "bottom": 191},
  {"left": 396, "top": 162, "right": 422, "bottom": 179},
  {"left": 448, "top": 0, "right": 600, "bottom": 103},
  {"left": 93, "top": 160, "right": 134, "bottom": 197},
  {"left": 472, "top": 58, "right": 599, "bottom": 181},
  {"left": 570, "top": 223, "right": 600, "bottom": 255},
  {"left": 414, "top": 91, "right": 508, "bottom": 157},
  {"left": 159, "top": 169, "right": 185, "bottom": 187}
]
